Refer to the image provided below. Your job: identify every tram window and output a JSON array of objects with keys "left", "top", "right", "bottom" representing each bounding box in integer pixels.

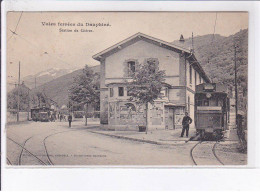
[
  {"left": 196, "top": 100, "right": 203, "bottom": 106},
  {"left": 203, "top": 99, "right": 209, "bottom": 106}
]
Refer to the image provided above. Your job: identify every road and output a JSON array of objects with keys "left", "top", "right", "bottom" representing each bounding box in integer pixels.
[{"left": 6, "top": 120, "right": 247, "bottom": 166}]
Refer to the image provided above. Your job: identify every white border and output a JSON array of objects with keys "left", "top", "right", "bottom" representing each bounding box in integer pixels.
[{"left": 1, "top": 0, "right": 260, "bottom": 190}]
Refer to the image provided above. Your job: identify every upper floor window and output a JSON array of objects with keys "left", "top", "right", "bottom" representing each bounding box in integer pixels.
[
  {"left": 189, "top": 65, "right": 192, "bottom": 84},
  {"left": 145, "top": 58, "right": 159, "bottom": 74},
  {"left": 110, "top": 88, "right": 114, "bottom": 97},
  {"left": 118, "top": 87, "right": 124, "bottom": 96},
  {"left": 128, "top": 61, "right": 136, "bottom": 76},
  {"left": 199, "top": 75, "right": 202, "bottom": 84}
]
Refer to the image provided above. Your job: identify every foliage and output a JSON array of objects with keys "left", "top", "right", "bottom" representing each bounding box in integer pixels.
[
  {"left": 127, "top": 59, "right": 166, "bottom": 104},
  {"left": 30, "top": 65, "right": 100, "bottom": 107},
  {"left": 127, "top": 59, "right": 166, "bottom": 131},
  {"left": 69, "top": 65, "right": 100, "bottom": 109},
  {"left": 7, "top": 84, "right": 30, "bottom": 111},
  {"left": 173, "top": 29, "right": 248, "bottom": 113}
]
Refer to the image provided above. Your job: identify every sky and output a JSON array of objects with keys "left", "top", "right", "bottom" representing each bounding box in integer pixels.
[{"left": 6, "top": 12, "right": 248, "bottom": 81}]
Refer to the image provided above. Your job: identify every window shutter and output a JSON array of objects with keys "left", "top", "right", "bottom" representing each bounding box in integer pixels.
[{"left": 123, "top": 60, "right": 129, "bottom": 77}]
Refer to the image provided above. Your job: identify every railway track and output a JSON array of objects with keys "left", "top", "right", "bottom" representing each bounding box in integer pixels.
[
  {"left": 18, "top": 136, "right": 34, "bottom": 165},
  {"left": 43, "top": 129, "right": 80, "bottom": 165},
  {"left": 7, "top": 128, "right": 81, "bottom": 166},
  {"left": 6, "top": 157, "right": 12, "bottom": 165},
  {"left": 7, "top": 137, "right": 47, "bottom": 165},
  {"left": 190, "top": 141, "right": 224, "bottom": 166}
]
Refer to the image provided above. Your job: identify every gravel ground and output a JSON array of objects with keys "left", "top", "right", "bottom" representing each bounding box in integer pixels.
[
  {"left": 6, "top": 120, "right": 247, "bottom": 166},
  {"left": 214, "top": 142, "right": 247, "bottom": 165}
]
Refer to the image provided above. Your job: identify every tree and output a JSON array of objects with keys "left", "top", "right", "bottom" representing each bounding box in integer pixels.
[
  {"left": 127, "top": 59, "right": 166, "bottom": 133},
  {"left": 7, "top": 83, "right": 30, "bottom": 111},
  {"left": 69, "top": 65, "right": 100, "bottom": 125}
]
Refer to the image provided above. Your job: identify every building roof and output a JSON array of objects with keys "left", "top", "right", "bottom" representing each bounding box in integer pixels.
[{"left": 93, "top": 32, "right": 210, "bottom": 83}]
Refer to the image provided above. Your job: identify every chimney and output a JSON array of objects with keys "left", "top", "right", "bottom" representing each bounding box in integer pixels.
[{"left": 179, "top": 34, "right": 185, "bottom": 43}]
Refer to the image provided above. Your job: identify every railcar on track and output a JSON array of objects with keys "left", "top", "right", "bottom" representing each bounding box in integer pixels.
[
  {"left": 31, "top": 107, "right": 53, "bottom": 122},
  {"left": 195, "top": 83, "right": 230, "bottom": 140}
]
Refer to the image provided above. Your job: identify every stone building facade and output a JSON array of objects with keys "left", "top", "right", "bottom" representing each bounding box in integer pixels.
[{"left": 93, "top": 33, "right": 210, "bottom": 130}]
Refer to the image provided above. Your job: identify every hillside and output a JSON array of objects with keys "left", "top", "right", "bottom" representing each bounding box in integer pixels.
[
  {"left": 22, "top": 68, "right": 76, "bottom": 89},
  {"left": 34, "top": 29, "right": 248, "bottom": 112},
  {"left": 31, "top": 65, "right": 100, "bottom": 107},
  {"left": 173, "top": 29, "right": 248, "bottom": 111}
]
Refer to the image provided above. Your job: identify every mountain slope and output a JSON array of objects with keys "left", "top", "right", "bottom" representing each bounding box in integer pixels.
[
  {"left": 31, "top": 65, "right": 100, "bottom": 107},
  {"left": 173, "top": 29, "right": 248, "bottom": 111},
  {"left": 23, "top": 68, "right": 76, "bottom": 89},
  {"left": 33, "top": 29, "right": 248, "bottom": 112}
]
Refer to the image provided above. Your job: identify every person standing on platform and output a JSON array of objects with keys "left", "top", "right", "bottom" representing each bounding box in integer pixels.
[{"left": 181, "top": 112, "right": 192, "bottom": 137}]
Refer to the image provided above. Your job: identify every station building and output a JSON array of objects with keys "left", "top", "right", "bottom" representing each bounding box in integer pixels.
[{"left": 93, "top": 32, "right": 210, "bottom": 131}]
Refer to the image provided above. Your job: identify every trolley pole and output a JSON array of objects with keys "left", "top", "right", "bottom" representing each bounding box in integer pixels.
[
  {"left": 17, "top": 61, "right": 21, "bottom": 122},
  {"left": 234, "top": 45, "right": 238, "bottom": 128}
]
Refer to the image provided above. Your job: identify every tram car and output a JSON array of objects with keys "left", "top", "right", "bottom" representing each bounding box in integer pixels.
[
  {"left": 31, "top": 107, "right": 53, "bottom": 122},
  {"left": 31, "top": 108, "right": 40, "bottom": 121},
  {"left": 195, "top": 83, "right": 230, "bottom": 140},
  {"left": 39, "top": 111, "right": 50, "bottom": 122}
]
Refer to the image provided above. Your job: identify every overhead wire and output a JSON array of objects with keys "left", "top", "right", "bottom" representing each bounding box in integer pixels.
[
  {"left": 7, "top": 12, "right": 73, "bottom": 105},
  {"left": 208, "top": 12, "right": 218, "bottom": 64},
  {"left": 7, "top": 12, "right": 73, "bottom": 67},
  {"left": 7, "top": 12, "right": 23, "bottom": 43},
  {"left": 212, "top": 12, "right": 218, "bottom": 44},
  {"left": 11, "top": 30, "right": 72, "bottom": 67}
]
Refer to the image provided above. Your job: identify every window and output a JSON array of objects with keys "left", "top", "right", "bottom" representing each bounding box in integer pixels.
[
  {"left": 118, "top": 87, "right": 124, "bottom": 96},
  {"left": 199, "top": 75, "right": 202, "bottom": 83},
  {"left": 128, "top": 61, "right": 136, "bottom": 76},
  {"left": 189, "top": 65, "right": 192, "bottom": 84},
  {"left": 146, "top": 58, "right": 159, "bottom": 74},
  {"left": 110, "top": 88, "right": 114, "bottom": 97},
  {"left": 196, "top": 99, "right": 203, "bottom": 106},
  {"left": 203, "top": 99, "right": 209, "bottom": 106}
]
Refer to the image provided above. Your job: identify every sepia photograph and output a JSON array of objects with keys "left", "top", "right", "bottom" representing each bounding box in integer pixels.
[{"left": 5, "top": 11, "right": 248, "bottom": 166}]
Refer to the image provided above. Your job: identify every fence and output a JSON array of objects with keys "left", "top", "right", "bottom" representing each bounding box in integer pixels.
[{"left": 7, "top": 111, "right": 30, "bottom": 123}]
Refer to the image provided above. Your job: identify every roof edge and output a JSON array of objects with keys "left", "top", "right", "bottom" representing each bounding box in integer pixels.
[{"left": 92, "top": 32, "right": 191, "bottom": 61}]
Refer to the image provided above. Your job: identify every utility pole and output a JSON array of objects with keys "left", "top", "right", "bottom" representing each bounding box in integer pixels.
[
  {"left": 234, "top": 44, "right": 238, "bottom": 128},
  {"left": 17, "top": 61, "right": 21, "bottom": 122},
  {"left": 35, "top": 77, "right": 37, "bottom": 88},
  {"left": 191, "top": 32, "right": 194, "bottom": 53},
  {"left": 27, "top": 88, "right": 30, "bottom": 120}
]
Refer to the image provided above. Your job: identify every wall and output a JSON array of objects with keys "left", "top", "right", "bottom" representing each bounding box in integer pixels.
[
  {"left": 108, "top": 101, "right": 146, "bottom": 130},
  {"left": 186, "top": 90, "right": 195, "bottom": 128},
  {"left": 7, "top": 112, "right": 30, "bottom": 123},
  {"left": 100, "top": 59, "right": 109, "bottom": 124},
  {"left": 168, "top": 88, "right": 186, "bottom": 105},
  {"left": 105, "top": 40, "right": 180, "bottom": 86}
]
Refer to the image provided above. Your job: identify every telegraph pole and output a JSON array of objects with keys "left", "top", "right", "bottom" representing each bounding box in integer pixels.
[
  {"left": 234, "top": 44, "right": 238, "bottom": 128},
  {"left": 17, "top": 61, "right": 21, "bottom": 122}
]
